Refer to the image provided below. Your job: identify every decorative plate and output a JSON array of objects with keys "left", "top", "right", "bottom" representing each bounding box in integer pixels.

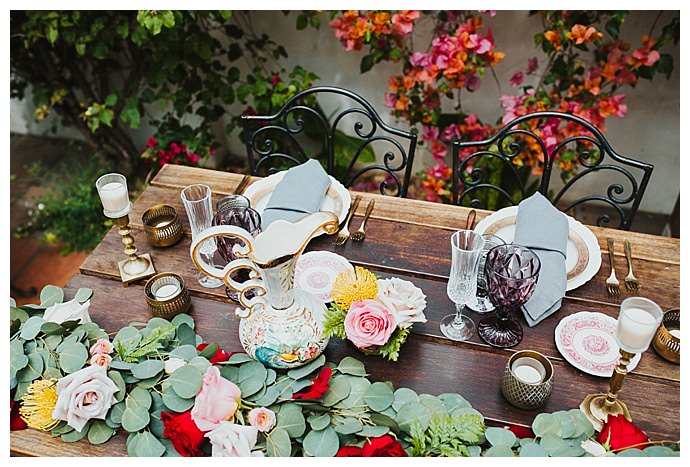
[
  {"left": 555, "top": 312, "right": 641, "bottom": 377},
  {"left": 294, "top": 251, "right": 353, "bottom": 303},
  {"left": 473, "top": 205, "right": 601, "bottom": 291},
  {"left": 243, "top": 170, "right": 351, "bottom": 228}
]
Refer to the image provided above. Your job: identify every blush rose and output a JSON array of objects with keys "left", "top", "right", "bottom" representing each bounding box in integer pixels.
[
  {"left": 248, "top": 407, "right": 276, "bottom": 432},
  {"left": 89, "top": 338, "right": 114, "bottom": 356},
  {"left": 344, "top": 299, "right": 396, "bottom": 348},
  {"left": 205, "top": 421, "right": 264, "bottom": 457},
  {"left": 191, "top": 366, "right": 242, "bottom": 431},
  {"left": 52, "top": 365, "right": 119, "bottom": 432},
  {"left": 89, "top": 353, "right": 112, "bottom": 368},
  {"left": 376, "top": 277, "right": 427, "bottom": 328}
]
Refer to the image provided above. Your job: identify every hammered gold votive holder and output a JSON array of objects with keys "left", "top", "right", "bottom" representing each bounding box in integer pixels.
[
  {"left": 501, "top": 350, "right": 554, "bottom": 410},
  {"left": 653, "top": 308, "right": 680, "bottom": 364},
  {"left": 144, "top": 273, "right": 191, "bottom": 318},
  {"left": 142, "top": 204, "right": 183, "bottom": 247}
]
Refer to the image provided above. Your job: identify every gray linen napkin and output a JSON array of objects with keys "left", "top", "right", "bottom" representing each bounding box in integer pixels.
[
  {"left": 261, "top": 159, "right": 331, "bottom": 229},
  {"left": 513, "top": 192, "right": 569, "bottom": 326}
]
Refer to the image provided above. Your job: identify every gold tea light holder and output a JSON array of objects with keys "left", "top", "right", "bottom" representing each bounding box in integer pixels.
[
  {"left": 144, "top": 273, "right": 191, "bottom": 318},
  {"left": 96, "top": 173, "right": 156, "bottom": 286},
  {"left": 142, "top": 204, "right": 183, "bottom": 247},
  {"left": 653, "top": 308, "right": 680, "bottom": 364},
  {"left": 501, "top": 350, "right": 554, "bottom": 410}
]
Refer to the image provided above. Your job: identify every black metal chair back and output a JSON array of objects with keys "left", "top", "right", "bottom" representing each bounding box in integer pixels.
[
  {"left": 241, "top": 86, "right": 417, "bottom": 197},
  {"left": 451, "top": 111, "right": 654, "bottom": 230}
]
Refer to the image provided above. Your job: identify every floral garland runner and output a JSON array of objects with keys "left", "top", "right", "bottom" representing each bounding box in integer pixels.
[{"left": 10, "top": 286, "right": 679, "bottom": 457}]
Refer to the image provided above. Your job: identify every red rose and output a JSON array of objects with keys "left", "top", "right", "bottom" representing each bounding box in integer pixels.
[
  {"left": 362, "top": 435, "right": 408, "bottom": 457},
  {"left": 336, "top": 446, "right": 364, "bottom": 456},
  {"left": 196, "top": 343, "right": 231, "bottom": 364},
  {"left": 160, "top": 410, "right": 206, "bottom": 457},
  {"left": 10, "top": 399, "right": 27, "bottom": 431},
  {"left": 504, "top": 424, "right": 535, "bottom": 439},
  {"left": 596, "top": 414, "right": 650, "bottom": 452},
  {"left": 292, "top": 367, "right": 332, "bottom": 400}
]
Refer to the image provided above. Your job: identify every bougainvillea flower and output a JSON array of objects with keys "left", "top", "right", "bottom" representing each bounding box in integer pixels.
[{"left": 509, "top": 71, "right": 524, "bottom": 87}]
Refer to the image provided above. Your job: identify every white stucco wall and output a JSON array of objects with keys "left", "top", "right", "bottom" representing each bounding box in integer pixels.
[{"left": 10, "top": 10, "right": 680, "bottom": 215}]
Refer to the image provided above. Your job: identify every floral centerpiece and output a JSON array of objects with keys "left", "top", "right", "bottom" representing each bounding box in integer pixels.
[
  {"left": 10, "top": 285, "right": 679, "bottom": 457},
  {"left": 322, "top": 267, "right": 427, "bottom": 361}
]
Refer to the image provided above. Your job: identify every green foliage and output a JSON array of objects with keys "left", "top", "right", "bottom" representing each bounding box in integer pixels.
[
  {"left": 379, "top": 326, "right": 409, "bottom": 362},
  {"left": 410, "top": 412, "right": 485, "bottom": 457},
  {"left": 114, "top": 324, "right": 176, "bottom": 363},
  {"left": 322, "top": 303, "right": 347, "bottom": 339}
]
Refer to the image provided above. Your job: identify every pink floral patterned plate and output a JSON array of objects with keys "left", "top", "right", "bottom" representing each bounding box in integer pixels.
[
  {"left": 555, "top": 312, "right": 641, "bottom": 377},
  {"left": 294, "top": 251, "right": 353, "bottom": 303}
]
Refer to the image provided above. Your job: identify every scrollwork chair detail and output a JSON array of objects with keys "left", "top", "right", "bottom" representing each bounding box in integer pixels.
[
  {"left": 451, "top": 111, "right": 654, "bottom": 230},
  {"left": 241, "top": 86, "right": 417, "bottom": 197}
]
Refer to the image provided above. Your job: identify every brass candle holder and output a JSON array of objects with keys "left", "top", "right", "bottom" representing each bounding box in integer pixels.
[
  {"left": 144, "top": 273, "right": 191, "bottom": 318},
  {"left": 580, "top": 349, "right": 634, "bottom": 431},
  {"left": 113, "top": 214, "right": 156, "bottom": 285},
  {"left": 142, "top": 204, "right": 183, "bottom": 247}
]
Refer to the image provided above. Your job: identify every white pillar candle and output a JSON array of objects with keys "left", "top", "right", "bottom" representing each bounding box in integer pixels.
[
  {"left": 98, "top": 181, "right": 129, "bottom": 212},
  {"left": 616, "top": 304, "right": 662, "bottom": 353},
  {"left": 512, "top": 357, "right": 545, "bottom": 384},
  {"left": 155, "top": 284, "right": 180, "bottom": 301}
]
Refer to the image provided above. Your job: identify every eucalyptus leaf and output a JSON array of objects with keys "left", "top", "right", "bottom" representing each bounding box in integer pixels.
[
  {"left": 418, "top": 393, "right": 447, "bottom": 415},
  {"left": 364, "top": 381, "right": 394, "bottom": 412},
  {"left": 87, "top": 420, "right": 115, "bottom": 444},
  {"left": 533, "top": 413, "right": 561, "bottom": 438},
  {"left": 150, "top": 410, "right": 165, "bottom": 438},
  {"left": 40, "top": 285, "right": 64, "bottom": 307},
  {"left": 187, "top": 356, "right": 212, "bottom": 374},
  {"left": 540, "top": 433, "right": 567, "bottom": 455},
  {"left": 239, "top": 377, "right": 264, "bottom": 398},
  {"left": 109, "top": 360, "right": 137, "bottom": 371},
  {"left": 74, "top": 287, "right": 94, "bottom": 303},
  {"left": 41, "top": 321, "right": 65, "bottom": 336},
  {"left": 226, "top": 353, "right": 253, "bottom": 364},
  {"left": 265, "top": 368, "right": 277, "bottom": 385},
  {"left": 484, "top": 445, "right": 515, "bottom": 457},
  {"left": 519, "top": 441, "right": 549, "bottom": 457},
  {"left": 274, "top": 403, "right": 306, "bottom": 438},
  {"left": 133, "top": 431, "right": 166, "bottom": 457},
  {"left": 369, "top": 412, "right": 400, "bottom": 435},
  {"left": 131, "top": 360, "right": 165, "bottom": 379},
  {"left": 169, "top": 365, "right": 203, "bottom": 398},
  {"left": 127, "top": 386, "right": 153, "bottom": 410},
  {"left": 61, "top": 426, "right": 89, "bottom": 442},
  {"left": 287, "top": 354, "right": 325, "bottom": 380},
  {"left": 17, "top": 352, "right": 44, "bottom": 382},
  {"left": 357, "top": 425, "right": 390, "bottom": 437},
  {"left": 122, "top": 405, "right": 151, "bottom": 432},
  {"left": 10, "top": 339, "right": 29, "bottom": 378},
  {"left": 220, "top": 364, "right": 239, "bottom": 383},
  {"left": 486, "top": 427, "right": 517, "bottom": 447},
  {"left": 337, "top": 356, "right": 367, "bottom": 376},
  {"left": 145, "top": 317, "right": 172, "bottom": 330},
  {"left": 552, "top": 445, "right": 585, "bottom": 457},
  {"left": 338, "top": 376, "right": 370, "bottom": 409},
  {"left": 266, "top": 427, "right": 292, "bottom": 457},
  {"left": 58, "top": 341, "right": 89, "bottom": 373},
  {"left": 334, "top": 417, "right": 362, "bottom": 434},
  {"left": 302, "top": 426, "right": 339, "bottom": 457},
  {"left": 307, "top": 413, "right": 331, "bottom": 431},
  {"left": 44, "top": 334, "right": 63, "bottom": 350},
  {"left": 10, "top": 306, "right": 29, "bottom": 324},
  {"left": 161, "top": 389, "right": 195, "bottom": 413},
  {"left": 238, "top": 360, "right": 268, "bottom": 383},
  {"left": 135, "top": 375, "right": 162, "bottom": 390},
  {"left": 253, "top": 385, "right": 280, "bottom": 407},
  {"left": 109, "top": 401, "right": 126, "bottom": 424},
  {"left": 20, "top": 316, "right": 45, "bottom": 340},
  {"left": 395, "top": 401, "right": 432, "bottom": 433},
  {"left": 171, "top": 313, "right": 195, "bottom": 329},
  {"left": 114, "top": 326, "right": 142, "bottom": 353},
  {"left": 617, "top": 448, "right": 647, "bottom": 457},
  {"left": 642, "top": 446, "right": 677, "bottom": 457},
  {"left": 392, "top": 387, "right": 419, "bottom": 411},
  {"left": 175, "top": 323, "right": 196, "bottom": 346},
  {"left": 322, "top": 375, "right": 351, "bottom": 407},
  {"left": 553, "top": 411, "right": 576, "bottom": 439},
  {"left": 168, "top": 344, "right": 198, "bottom": 361}
]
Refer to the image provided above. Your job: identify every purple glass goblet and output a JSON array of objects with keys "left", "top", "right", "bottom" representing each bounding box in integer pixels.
[
  {"left": 212, "top": 205, "right": 262, "bottom": 302},
  {"left": 477, "top": 244, "right": 541, "bottom": 348}
]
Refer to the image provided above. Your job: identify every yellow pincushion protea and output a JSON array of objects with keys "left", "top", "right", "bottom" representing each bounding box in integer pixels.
[
  {"left": 331, "top": 266, "right": 378, "bottom": 311},
  {"left": 20, "top": 379, "right": 60, "bottom": 431}
]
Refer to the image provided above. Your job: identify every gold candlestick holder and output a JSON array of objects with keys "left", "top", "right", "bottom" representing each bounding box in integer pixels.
[
  {"left": 113, "top": 214, "right": 156, "bottom": 285},
  {"left": 580, "top": 349, "right": 635, "bottom": 431}
]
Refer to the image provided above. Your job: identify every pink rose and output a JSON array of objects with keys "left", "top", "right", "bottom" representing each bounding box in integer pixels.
[
  {"left": 89, "top": 338, "right": 113, "bottom": 356},
  {"left": 89, "top": 353, "right": 112, "bottom": 368},
  {"left": 191, "top": 366, "right": 242, "bottom": 431},
  {"left": 248, "top": 407, "right": 276, "bottom": 432},
  {"left": 344, "top": 299, "right": 396, "bottom": 349}
]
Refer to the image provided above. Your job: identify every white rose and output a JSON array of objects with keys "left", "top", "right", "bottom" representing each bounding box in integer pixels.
[
  {"left": 580, "top": 439, "right": 612, "bottom": 457},
  {"left": 164, "top": 357, "right": 186, "bottom": 374},
  {"left": 376, "top": 277, "right": 427, "bottom": 328},
  {"left": 205, "top": 421, "right": 264, "bottom": 457},
  {"left": 43, "top": 298, "right": 92, "bottom": 324},
  {"left": 52, "top": 365, "right": 119, "bottom": 432}
]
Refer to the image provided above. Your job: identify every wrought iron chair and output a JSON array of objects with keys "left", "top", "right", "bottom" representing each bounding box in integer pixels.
[
  {"left": 451, "top": 111, "right": 654, "bottom": 230},
  {"left": 241, "top": 86, "right": 417, "bottom": 197}
]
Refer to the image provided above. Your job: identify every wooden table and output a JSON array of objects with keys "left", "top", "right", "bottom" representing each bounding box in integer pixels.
[{"left": 10, "top": 164, "right": 680, "bottom": 456}]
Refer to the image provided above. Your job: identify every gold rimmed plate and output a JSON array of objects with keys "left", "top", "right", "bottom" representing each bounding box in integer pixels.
[{"left": 474, "top": 205, "right": 601, "bottom": 291}]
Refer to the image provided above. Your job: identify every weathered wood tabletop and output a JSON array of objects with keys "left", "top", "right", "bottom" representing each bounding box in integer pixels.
[{"left": 10, "top": 164, "right": 681, "bottom": 456}]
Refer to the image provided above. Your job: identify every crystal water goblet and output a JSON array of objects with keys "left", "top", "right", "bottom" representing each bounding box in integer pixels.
[
  {"left": 467, "top": 234, "right": 506, "bottom": 314},
  {"left": 181, "top": 184, "right": 224, "bottom": 288},
  {"left": 440, "top": 230, "right": 486, "bottom": 341},
  {"left": 478, "top": 244, "right": 541, "bottom": 348}
]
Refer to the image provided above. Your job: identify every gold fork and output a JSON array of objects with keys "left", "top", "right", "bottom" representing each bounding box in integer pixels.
[
  {"left": 350, "top": 199, "right": 375, "bottom": 242},
  {"left": 234, "top": 174, "right": 251, "bottom": 195},
  {"left": 605, "top": 237, "right": 620, "bottom": 297},
  {"left": 333, "top": 195, "right": 361, "bottom": 246},
  {"left": 623, "top": 239, "right": 640, "bottom": 291}
]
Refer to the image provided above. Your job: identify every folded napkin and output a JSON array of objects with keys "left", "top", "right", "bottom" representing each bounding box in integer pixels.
[
  {"left": 513, "top": 192, "right": 569, "bottom": 327},
  {"left": 261, "top": 159, "right": 331, "bottom": 229}
]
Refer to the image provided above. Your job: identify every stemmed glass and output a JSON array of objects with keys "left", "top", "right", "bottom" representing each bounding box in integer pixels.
[
  {"left": 440, "top": 230, "right": 486, "bottom": 341},
  {"left": 181, "top": 184, "right": 224, "bottom": 288},
  {"left": 478, "top": 244, "right": 541, "bottom": 348},
  {"left": 467, "top": 234, "right": 506, "bottom": 314},
  {"left": 213, "top": 203, "right": 262, "bottom": 301}
]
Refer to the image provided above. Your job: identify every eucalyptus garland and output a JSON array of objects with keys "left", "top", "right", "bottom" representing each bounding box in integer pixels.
[{"left": 10, "top": 286, "right": 680, "bottom": 457}]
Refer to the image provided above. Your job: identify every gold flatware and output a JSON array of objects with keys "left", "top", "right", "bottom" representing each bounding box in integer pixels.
[
  {"left": 350, "top": 199, "right": 375, "bottom": 242},
  {"left": 623, "top": 239, "right": 640, "bottom": 291},
  {"left": 234, "top": 174, "right": 251, "bottom": 195},
  {"left": 605, "top": 237, "right": 620, "bottom": 297},
  {"left": 465, "top": 209, "right": 477, "bottom": 230},
  {"left": 333, "top": 195, "right": 361, "bottom": 246}
]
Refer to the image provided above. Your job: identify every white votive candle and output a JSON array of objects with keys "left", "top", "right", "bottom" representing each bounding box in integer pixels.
[
  {"left": 512, "top": 357, "right": 545, "bottom": 384},
  {"left": 616, "top": 297, "right": 663, "bottom": 353},
  {"left": 96, "top": 173, "right": 130, "bottom": 216},
  {"left": 669, "top": 329, "right": 680, "bottom": 339},
  {"left": 155, "top": 284, "right": 180, "bottom": 301}
]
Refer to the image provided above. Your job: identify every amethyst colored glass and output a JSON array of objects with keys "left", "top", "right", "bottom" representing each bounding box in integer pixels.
[
  {"left": 477, "top": 244, "right": 541, "bottom": 348},
  {"left": 212, "top": 205, "right": 262, "bottom": 302}
]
